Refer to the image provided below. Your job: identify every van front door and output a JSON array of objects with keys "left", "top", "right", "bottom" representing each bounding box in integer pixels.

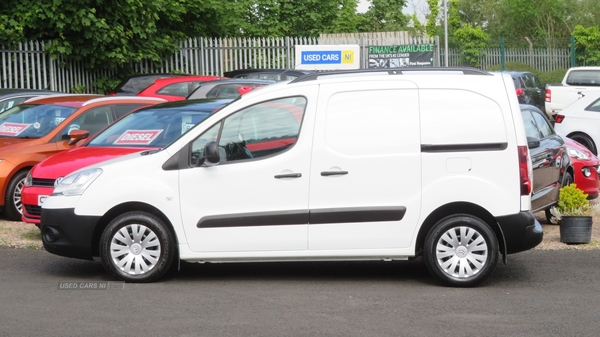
[
  {"left": 308, "top": 81, "right": 422, "bottom": 251},
  {"left": 179, "top": 94, "right": 315, "bottom": 253}
]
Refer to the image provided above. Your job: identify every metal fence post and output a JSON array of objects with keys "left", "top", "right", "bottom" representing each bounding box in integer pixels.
[
  {"left": 47, "top": 45, "right": 56, "bottom": 91},
  {"left": 501, "top": 37, "right": 505, "bottom": 71},
  {"left": 571, "top": 36, "right": 576, "bottom": 67}
]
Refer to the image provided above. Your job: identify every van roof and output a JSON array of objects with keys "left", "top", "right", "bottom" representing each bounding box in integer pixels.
[{"left": 291, "top": 67, "right": 490, "bottom": 83}]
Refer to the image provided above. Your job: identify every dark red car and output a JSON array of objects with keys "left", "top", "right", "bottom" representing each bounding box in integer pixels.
[
  {"left": 136, "top": 76, "right": 224, "bottom": 101},
  {"left": 563, "top": 136, "right": 600, "bottom": 199}
]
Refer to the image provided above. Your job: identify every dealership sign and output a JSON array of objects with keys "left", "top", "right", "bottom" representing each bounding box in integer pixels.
[
  {"left": 367, "top": 44, "right": 434, "bottom": 68},
  {"left": 295, "top": 45, "right": 360, "bottom": 70}
]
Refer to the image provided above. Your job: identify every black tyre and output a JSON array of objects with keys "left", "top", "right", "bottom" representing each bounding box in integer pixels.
[
  {"left": 424, "top": 215, "right": 499, "bottom": 287},
  {"left": 569, "top": 134, "right": 597, "bottom": 156},
  {"left": 100, "top": 211, "right": 176, "bottom": 282},
  {"left": 3, "top": 170, "right": 29, "bottom": 221},
  {"left": 561, "top": 171, "right": 573, "bottom": 188},
  {"left": 545, "top": 208, "right": 558, "bottom": 224}
]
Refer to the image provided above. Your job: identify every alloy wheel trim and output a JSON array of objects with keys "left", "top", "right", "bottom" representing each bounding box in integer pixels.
[
  {"left": 13, "top": 178, "right": 24, "bottom": 215},
  {"left": 110, "top": 223, "right": 162, "bottom": 275},
  {"left": 435, "top": 226, "right": 488, "bottom": 279}
]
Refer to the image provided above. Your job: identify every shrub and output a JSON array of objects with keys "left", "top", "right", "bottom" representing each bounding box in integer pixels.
[{"left": 550, "top": 184, "right": 592, "bottom": 222}]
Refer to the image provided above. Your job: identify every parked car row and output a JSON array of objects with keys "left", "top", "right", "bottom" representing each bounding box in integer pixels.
[
  {"left": 499, "top": 70, "right": 600, "bottom": 210},
  {"left": 0, "top": 94, "right": 167, "bottom": 220},
  {"left": 109, "top": 68, "right": 306, "bottom": 102},
  {"left": 0, "top": 69, "right": 285, "bottom": 221},
  {"left": 21, "top": 98, "right": 234, "bottom": 224}
]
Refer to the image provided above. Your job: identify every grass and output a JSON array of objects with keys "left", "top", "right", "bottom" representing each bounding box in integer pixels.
[{"left": 0, "top": 220, "right": 44, "bottom": 249}]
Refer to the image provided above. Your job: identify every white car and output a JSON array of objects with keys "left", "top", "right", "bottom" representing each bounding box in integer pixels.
[
  {"left": 40, "top": 68, "right": 542, "bottom": 287},
  {"left": 553, "top": 91, "right": 600, "bottom": 155}
]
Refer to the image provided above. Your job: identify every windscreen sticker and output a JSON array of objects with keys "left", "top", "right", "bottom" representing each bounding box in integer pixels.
[
  {"left": 0, "top": 122, "right": 32, "bottom": 136},
  {"left": 113, "top": 129, "right": 163, "bottom": 145}
]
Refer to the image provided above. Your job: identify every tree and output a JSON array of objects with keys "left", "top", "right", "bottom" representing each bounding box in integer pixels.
[
  {"left": 359, "top": 0, "right": 409, "bottom": 32},
  {"left": 425, "top": 0, "right": 440, "bottom": 38},
  {"left": 573, "top": 25, "right": 600, "bottom": 66},
  {"left": 562, "top": 0, "right": 600, "bottom": 33},
  {"left": 326, "top": 0, "right": 363, "bottom": 33},
  {"left": 453, "top": 24, "right": 489, "bottom": 67},
  {"left": 0, "top": 0, "right": 245, "bottom": 70},
  {"left": 240, "top": 0, "right": 356, "bottom": 37}
]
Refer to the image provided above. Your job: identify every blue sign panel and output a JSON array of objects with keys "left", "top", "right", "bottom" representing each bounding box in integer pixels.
[{"left": 301, "top": 51, "right": 342, "bottom": 65}]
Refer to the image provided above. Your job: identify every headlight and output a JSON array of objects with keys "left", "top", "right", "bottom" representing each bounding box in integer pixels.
[
  {"left": 24, "top": 171, "right": 32, "bottom": 187},
  {"left": 567, "top": 147, "right": 590, "bottom": 161},
  {"left": 52, "top": 168, "right": 102, "bottom": 196}
]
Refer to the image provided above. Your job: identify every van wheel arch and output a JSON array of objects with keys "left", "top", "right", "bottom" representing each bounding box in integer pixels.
[
  {"left": 416, "top": 202, "right": 504, "bottom": 259},
  {"left": 92, "top": 202, "right": 178, "bottom": 260}
]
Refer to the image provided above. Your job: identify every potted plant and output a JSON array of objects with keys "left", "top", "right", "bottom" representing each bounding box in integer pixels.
[{"left": 549, "top": 183, "right": 594, "bottom": 244}]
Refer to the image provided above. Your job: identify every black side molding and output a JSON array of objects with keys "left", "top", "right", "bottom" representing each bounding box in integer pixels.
[
  {"left": 197, "top": 207, "right": 406, "bottom": 228},
  {"left": 421, "top": 143, "right": 508, "bottom": 153}
]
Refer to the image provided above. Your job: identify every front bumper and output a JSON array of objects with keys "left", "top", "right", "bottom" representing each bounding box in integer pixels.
[
  {"left": 21, "top": 186, "right": 54, "bottom": 224},
  {"left": 572, "top": 161, "right": 600, "bottom": 200},
  {"left": 40, "top": 208, "right": 101, "bottom": 260},
  {"left": 496, "top": 211, "right": 543, "bottom": 254}
]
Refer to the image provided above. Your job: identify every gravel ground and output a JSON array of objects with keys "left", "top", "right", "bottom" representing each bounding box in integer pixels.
[{"left": 1, "top": 209, "right": 598, "bottom": 251}]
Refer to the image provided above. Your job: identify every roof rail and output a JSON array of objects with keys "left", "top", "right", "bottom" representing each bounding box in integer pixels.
[
  {"left": 290, "top": 67, "right": 489, "bottom": 83},
  {"left": 82, "top": 96, "right": 167, "bottom": 106},
  {"left": 22, "top": 93, "right": 91, "bottom": 103}
]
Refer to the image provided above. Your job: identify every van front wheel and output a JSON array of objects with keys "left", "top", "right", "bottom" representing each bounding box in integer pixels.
[
  {"left": 100, "top": 211, "right": 176, "bottom": 283},
  {"left": 424, "top": 215, "right": 499, "bottom": 287}
]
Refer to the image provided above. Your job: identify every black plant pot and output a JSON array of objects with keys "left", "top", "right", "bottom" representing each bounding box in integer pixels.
[{"left": 560, "top": 216, "right": 593, "bottom": 244}]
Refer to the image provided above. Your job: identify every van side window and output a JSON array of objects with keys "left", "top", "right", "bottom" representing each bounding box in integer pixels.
[{"left": 190, "top": 97, "right": 306, "bottom": 165}]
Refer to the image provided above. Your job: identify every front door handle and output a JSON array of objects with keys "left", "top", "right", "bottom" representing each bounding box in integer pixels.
[
  {"left": 321, "top": 171, "right": 348, "bottom": 176},
  {"left": 274, "top": 173, "right": 302, "bottom": 179}
]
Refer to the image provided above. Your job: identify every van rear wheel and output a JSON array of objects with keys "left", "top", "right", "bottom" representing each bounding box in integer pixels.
[
  {"left": 424, "top": 215, "right": 499, "bottom": 287},
  {"left": 99, "top": 211, "right": 176, "bottom": 283}
]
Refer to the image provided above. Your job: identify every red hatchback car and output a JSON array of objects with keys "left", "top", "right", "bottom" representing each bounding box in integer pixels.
[
  {"left": 135, "top": 75, "right": 224, "bottom": 102},
  {"left": 21, "top": 98, "right": 234, "bottom": 225},
  {"left": 563, "top": 136, "right": 600, "bottom": 199}
]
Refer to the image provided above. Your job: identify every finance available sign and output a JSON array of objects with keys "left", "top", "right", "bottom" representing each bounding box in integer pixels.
[
  {"left": 295, "top": 45, "right": 360, "bottom": 70},
  {"left": 367, "top": 44, "right": 434, "bottom": 68}
]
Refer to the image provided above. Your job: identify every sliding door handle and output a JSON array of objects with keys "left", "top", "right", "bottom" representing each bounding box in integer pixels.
[
  {"left": 321, "top": 171, "right": 348, "bottom": 176},
  {"left": 274, "top": 173, "right": 302, "bottom": 179}
]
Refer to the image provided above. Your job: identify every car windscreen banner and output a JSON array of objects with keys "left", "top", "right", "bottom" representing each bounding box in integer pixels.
[
  {"left": 0, "top": 122, "right": 31, "bottom": 137},
  {"left": 367, "top": 44, "right": 434, "bottom": 68},
  {"left": 113, "top": 130, "right": 163, "bottom": 145}
]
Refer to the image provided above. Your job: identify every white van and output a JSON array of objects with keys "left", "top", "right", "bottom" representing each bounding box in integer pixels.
[{"left": 40, "top": 68, "right": 542, "bottom": 287}]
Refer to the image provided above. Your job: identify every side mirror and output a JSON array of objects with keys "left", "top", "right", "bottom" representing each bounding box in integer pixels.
[
  {"left": 527, "top": 136, "right": 540, "bottom": 149},
  {"left": 200, "top": 141, "right": 220, "bottom": 167},
  {"left": 67, "top": 129, "right": 90, "bottom": 145}
]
